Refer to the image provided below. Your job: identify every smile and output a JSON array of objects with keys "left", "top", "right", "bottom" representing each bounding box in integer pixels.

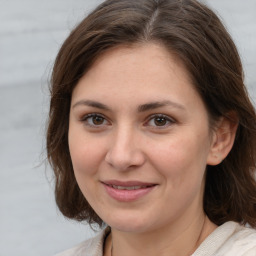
[
  {"left": 102, "top": 180, "right": 157, "bottom": 202},
  {"left": 111, "top": 185, "right": 149, "bottom": 190}
]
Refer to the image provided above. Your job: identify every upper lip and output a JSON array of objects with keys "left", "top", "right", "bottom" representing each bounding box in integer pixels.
[{"left": 102, "top": 180, "right": 157, "bottom": 187}]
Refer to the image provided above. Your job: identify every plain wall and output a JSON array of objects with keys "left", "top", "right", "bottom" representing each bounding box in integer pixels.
[{"left": 0, "top": 0, "right": 255, "bottom": 255}]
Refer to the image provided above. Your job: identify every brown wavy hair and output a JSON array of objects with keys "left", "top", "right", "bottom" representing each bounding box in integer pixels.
[{"left": 47, "top": 0, "right": 256, "bottom": 227}]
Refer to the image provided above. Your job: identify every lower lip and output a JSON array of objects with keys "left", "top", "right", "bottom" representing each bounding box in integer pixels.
[{"left": 103, "top": 184, "right": 156, "bottom": 202}]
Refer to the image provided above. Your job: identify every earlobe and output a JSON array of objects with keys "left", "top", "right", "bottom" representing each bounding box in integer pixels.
[{"left": 207, "top": 114, "right": 238, "bottom": 166}]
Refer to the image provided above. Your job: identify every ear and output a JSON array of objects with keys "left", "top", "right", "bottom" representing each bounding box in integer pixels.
[{"left": 207, "top": 113, "right": 238, "bottom": 166}]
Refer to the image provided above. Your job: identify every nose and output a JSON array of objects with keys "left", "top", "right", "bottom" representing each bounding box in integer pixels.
[{"left": 105, "top": 126, "right": 146, "bottom": 171}]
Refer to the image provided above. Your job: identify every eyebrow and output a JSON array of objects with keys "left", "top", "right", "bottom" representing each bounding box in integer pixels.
[
  {"left": 138, "top": 100, "right": 185, "bottom": 112},
  {"left": 72, "top": 99, "right": 185, "bottom": 112},
  {"left": 72, "top": 100, "right": 111, "bottom": 111}
]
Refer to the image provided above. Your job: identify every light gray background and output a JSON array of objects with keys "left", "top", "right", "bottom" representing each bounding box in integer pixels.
[{"left": 0, "top": 1, "right": 255, "bottom": 256}]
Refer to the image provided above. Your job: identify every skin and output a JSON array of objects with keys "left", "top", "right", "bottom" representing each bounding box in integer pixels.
[{"left": 68, "top": 43, "right": 236, "bottom": 256}]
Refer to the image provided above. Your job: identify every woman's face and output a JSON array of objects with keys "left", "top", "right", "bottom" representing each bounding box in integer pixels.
[{"left": 69, "top": 43, "right": 216, "bottom": 233}]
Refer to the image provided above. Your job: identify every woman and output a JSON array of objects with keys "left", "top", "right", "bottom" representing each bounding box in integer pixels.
[{"left": 47, "top": 0, "right": 256, "bottom": 255}]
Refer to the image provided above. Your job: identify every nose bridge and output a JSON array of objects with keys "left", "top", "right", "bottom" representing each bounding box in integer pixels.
[
  {"left": 105, "top": 123, "right": 144, "bottom": 170},
  {"left": 114, "top": 124, "right": 133, "bottom": 151}
]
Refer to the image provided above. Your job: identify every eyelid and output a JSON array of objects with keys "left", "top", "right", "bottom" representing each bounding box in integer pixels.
[
  {"left": 144, "top": 114, "right": 176, "bottom": 128},
  {"left": 80, "top": 113, "right": 111, "bottom": 127},
  {"left": 80, "top": 112, "right": 104, "bottom": 121},
  {"left": 79, "top": 112, "right": 176, "bottom": 129}
]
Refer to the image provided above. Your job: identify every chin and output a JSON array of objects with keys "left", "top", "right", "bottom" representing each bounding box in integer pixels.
[
  {"left": 104, "top": 213, "right": 155, "bottom": 233},
  {"left": 112, "top": 223, "right": 150, "bottom": 233}
]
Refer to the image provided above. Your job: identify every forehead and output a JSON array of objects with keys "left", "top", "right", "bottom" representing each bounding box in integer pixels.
[
  {"left": 74, "top": 44, "right": 193, "bottom": 92},
  {"left": 71, "top": 43, "right": 205, "bottom": 113},
  {"left": 89, "top": 43, "right": 191, "bottom": 80}
]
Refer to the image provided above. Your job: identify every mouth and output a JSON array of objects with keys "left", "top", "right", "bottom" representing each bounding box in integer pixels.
[
  {"left": 110, "top": 185, "right": 151, "bottom": 190},
  {"left": 101, "top": 180, "right": 157, "bottom": 202}
]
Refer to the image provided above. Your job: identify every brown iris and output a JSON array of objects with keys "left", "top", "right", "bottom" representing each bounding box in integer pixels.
[
  {"left": 92, "top": 116, "right": 105, "bottom": 125},
  {"left": 154, "top": 117, "right": 167, "bottom": 126}
]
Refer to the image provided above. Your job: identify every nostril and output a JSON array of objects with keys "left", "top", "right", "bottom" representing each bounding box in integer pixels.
[{"left": 105, "top": 148, "right": 145, "bottom": 171}]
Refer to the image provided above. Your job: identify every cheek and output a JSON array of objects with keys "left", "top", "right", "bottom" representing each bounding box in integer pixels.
[
  {"left": 68, "top": 131, "right": 104, "bottom": 204},
  {"left": 68, "top": 127, "right": 104, "bottom": 178},
  {"left": 149, "top": 134, "right": 209, "bottom": 184}
]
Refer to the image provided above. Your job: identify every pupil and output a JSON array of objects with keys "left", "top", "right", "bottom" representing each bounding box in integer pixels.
[
  {"left": 93, "top": 116, "right": 104, "bottom": 125},
  {"left": 154, "top": 117, "right": 166, "bottom": 126}
]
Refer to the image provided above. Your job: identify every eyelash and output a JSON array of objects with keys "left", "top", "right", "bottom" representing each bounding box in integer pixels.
[
  {"left": 80, "top": 113, "right": 110, "bottom": 128},
  {"left": 145, "top": 114, "right": 176, "bottom": 128},
  {"left": 80, "top": 113, "right": 176, "bottom": 129}
]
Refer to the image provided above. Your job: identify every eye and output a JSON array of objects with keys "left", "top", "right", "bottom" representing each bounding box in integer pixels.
[
  {"left": 146, "top": 114, "right": 175, "bottom": 128},
  {"left": 81, "top": 113, "right": 110, "bottom": 127}
]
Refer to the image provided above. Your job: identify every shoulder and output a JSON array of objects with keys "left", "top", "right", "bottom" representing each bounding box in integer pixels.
[
  {"left": 194, "top": 221, "right": 256, "bottom": 256},
  {"left": 54, "top": 227, "right": 110, "bottom": 256},
  {"left": 219, "top": 222, "right": 256, "bottom": 256}
]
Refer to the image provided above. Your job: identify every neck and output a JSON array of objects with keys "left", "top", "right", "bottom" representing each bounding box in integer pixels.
[{"left": 106, "top": 214, "right": 217, "bottom": 256}]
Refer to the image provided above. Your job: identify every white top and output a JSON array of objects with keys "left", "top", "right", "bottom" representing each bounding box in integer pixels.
[{"left": 55, "top": 221, "right": 256, "bottom": 256}]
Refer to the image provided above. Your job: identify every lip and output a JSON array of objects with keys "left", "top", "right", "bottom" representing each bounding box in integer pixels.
[{"left": 102, "top": 180, "right": 157, "bottom": 202}]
